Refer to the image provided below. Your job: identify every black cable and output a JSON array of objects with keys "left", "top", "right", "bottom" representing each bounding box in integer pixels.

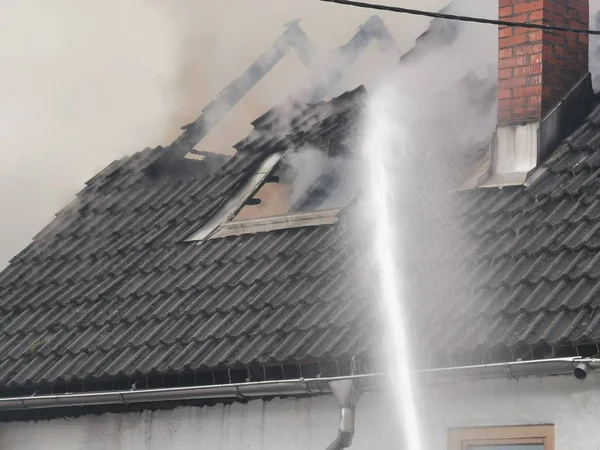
[{"left": 320, "top": 0, "right": 600, "bottom": 36}]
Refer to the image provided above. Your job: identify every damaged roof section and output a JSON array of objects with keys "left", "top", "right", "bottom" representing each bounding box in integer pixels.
[
  {"left": 173, "top": 16, "right": 397, "bottom": 159},
  {"left": 0, "top": 87, "right": 372, "bottom": 392},
  {"left": 5, "top": 0, "right": 600, "bottom": 395},
  {"left": 171, "top": 20, "right": 313, "bottom": 158},
  {"left": 189, "top": 139, "right": 361, "bottom": 240}
]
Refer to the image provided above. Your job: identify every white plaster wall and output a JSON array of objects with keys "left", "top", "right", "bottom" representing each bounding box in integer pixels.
[
  {"left": 419, "top": 373, "right": 600, "bottom": 450},
  {"left": 0, "top": 394, "right": 400, "bottom": 450},
  {"left": 1, "top": 373, "right": 599, "bottom": 450}
]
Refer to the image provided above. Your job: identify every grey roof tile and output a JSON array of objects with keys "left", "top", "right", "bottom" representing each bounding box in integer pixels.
[
  {"left": 170, "top": 340, "right": 216, "bottom": 372},
  {"left": 422, "top": 99, "right": 600, "bottom": 361},
  {"left": 247, "top": 280, "right": 294, "bottom": 308},
  {"left": 6, "top": 79, "right": 600, "bottom": 391},
  {"left": 11, "top": 355, "right": 56, "bottom": 386}
]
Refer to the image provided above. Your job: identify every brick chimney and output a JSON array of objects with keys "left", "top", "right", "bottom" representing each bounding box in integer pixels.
[
  {"left": 498, "top": 0, "right": 588, "bottom": 124},
  {"left": 486, "top": 0, "right": 593, "bottom": 186}
]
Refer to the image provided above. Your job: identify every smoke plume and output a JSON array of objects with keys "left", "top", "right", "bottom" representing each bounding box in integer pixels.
[
  {"left": 354, "top": 0, "right": 497, "bottom": 372},
  {"left": 0, "top": 0, "right": 452, "bottom": 268},
  {"left": 4, "top": 0, "right": 600, "bottom": 270}
]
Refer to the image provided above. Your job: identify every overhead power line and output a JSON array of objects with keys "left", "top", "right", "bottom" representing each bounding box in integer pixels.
[{"left": 319, "top": 0, "right": 600, "bottom": 36}]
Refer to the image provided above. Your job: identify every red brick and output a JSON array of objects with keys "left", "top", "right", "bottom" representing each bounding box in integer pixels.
[
  {"left": 499, "top": 48, "right": 513, "bottom": 59},
  {"left": 512, "top": 106, "right": 541, "bottom": 119},
  {"left": 578, "top": 11, "right": 590, "bottom": 23},
  {"left": 514, "top": 24, "right": 532, "bottom": 35},
  {"left": 508, "top": 12, "right": 529, "bottom": 23},
  {"left": 527, "top": 30, "right": 543, "bottom": 42},
  {"left": 498, "top": 68, "right": 513, "bottom": 79},
  {"left": 530, "top": 54, "right": 543, "bottom": 64},
  {"left": 555, "top": 3, "right": 568, "bottom": 17},
  {"left": 499, "top": 27, "right": 513, "bottom": 39},
  {"left": 499, "top": 56, "right": 528, "bottom": 69},
  {"left": 511, "top": 106, "right": 542, "bottom": 119},
  {"left": 498, "top": 89, "right": 513, "bottom": 100},
  {"left": 527, "top": 74, "right": 543, "bottom": 85},
  {"left": 529, "top": 9, "right": 543, "bottom": 21},
  {"left": 499, "top": 5, "right": 514, "bottom": 17},
  {"left": 499, "top": 76, "right": 527, "bottom": 89},
  {"left": 544, "top": 33, "right": 567, "bottom": 46},
  {"left": 500, "top": 34, "right": 528, "bottom": 47},
  {"left": 499, "top": 97, "right": 528, "bottom": 110},
  {"left": 528, "top": 95, "right": 542, "bottom": 107},
  {"left": 514, "top": 85, "right": 543, "bottom": 98},
  {"left": 545, "top": 11, "right": 569, "bottom": 26},
  {"left": 513, "top": 64, "right": 543, "bottom": 76},
  {"left": 542, "top": 85, "right": 558, "bottom": 98},
  {"left": 553, "top": 45, "right": 569, "bottom": 57},
  {"left": 514, "top": 43, "right": 543, "bottom": 56},
  {"left": 514, "top": 3, "right": 539, "bottom": 14}
]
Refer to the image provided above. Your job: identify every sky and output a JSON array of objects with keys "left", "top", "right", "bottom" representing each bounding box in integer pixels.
[{"left": 0, "top": 0, "right": 450, "bottom": 268}]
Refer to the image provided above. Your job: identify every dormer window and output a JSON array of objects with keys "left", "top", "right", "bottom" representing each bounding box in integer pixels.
[{"left": 186, "top": 147, "right": 358, "bottom": 241}]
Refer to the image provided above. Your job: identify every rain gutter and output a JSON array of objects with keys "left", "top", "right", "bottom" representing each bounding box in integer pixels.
[
  {"left": 0, "top": 358, "right": 597, "bottom": 450},
  {"left": 0, "top": 374, "right": 375, "bottom": 412},
  {"left": 0, "top": 358, "right": 597, "bottom": 412},
  {"left": 418, "top": 356, "right": 600, "bottom": 383}
]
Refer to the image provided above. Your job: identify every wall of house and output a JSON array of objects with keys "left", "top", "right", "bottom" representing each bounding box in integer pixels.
[
  {"left": 1, "top": 373, "right": 600, "bottom": 450},
  {"left": 421, "top": 372, "right": 600, "bottom": 450}
]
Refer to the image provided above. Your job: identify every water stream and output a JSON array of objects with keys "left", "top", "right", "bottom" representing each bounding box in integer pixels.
[{"left": 362, "top": 87, "right": 422, "bottom": 450}]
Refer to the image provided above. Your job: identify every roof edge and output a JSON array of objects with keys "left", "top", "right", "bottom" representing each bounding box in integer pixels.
[{"left": 0, "top": 357, "right": 596, "bottom": 413}]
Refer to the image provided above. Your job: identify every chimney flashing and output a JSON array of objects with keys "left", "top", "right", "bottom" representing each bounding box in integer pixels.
[
  {"left": 537, "top": 72, "right": 594, "bottom": 161},
  {"left": 478, "top": 172, "right": 528, "bottom": 188},
  {"left": 471, "top": 73, "right": 593, "bottom": 190},
  {"left": 477, "top": 0, "right": 593, "bottom": 189},
  {"left": 492, "top": 123, "right": 539, "bottom": 175}
]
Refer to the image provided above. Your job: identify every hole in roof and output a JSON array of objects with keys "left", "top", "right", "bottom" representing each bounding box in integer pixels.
[
  {"left": 232, "top": 146, "right": 359, "bottom": 222},
  {"left": 186, "top": 144, "right": 359, "bottom": 241},
  {"left": 145, "top": 151, "right": 230, "bottom": 183}
]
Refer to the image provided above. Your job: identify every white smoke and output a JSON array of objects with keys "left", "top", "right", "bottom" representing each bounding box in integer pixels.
[
  {"left": 0, "top": 0, "right": 181, "bottom": 268},
  {"left": 353, "top": 0, "right": 497, "bottom": 373},
  {"left": 0, "top": 0, "right": 449, "bottom": 268},
  {"left": 3, "top": 0, "right": 600, "bottom": 270}
]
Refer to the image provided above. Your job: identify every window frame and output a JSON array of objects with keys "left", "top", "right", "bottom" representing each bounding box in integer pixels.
[
  {"left": 185, "top": 151, "right": 286, "bottom": 242},
  {"left": 210, "top": 207, "right": 342, "bottom": 239},
  {"left": 448, "top": 425, "right": 554, "bottom": 450},
  {"left": 186, "top": 147, "right": 355, "bottom": 241}
]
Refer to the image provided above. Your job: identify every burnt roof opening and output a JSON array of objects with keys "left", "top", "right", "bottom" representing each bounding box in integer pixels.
[
  {"left": 144, "top": 150, "right": 230, "bottom": 183},
  {"left": 231, "top": 146, "right": 359, "bottom": 222}
]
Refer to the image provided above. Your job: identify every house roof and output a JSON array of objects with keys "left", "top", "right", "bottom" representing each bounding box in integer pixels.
[
  {"left": 0, "top": 87, "right": 371, "bottom": 392},
  {"left": 434, "top": 104, "right": 600, "bottom": 363},
  {"left": 0, "top": 8, "right": 456, "bottom": 395},
  {"left": 4, "top": 1, "right": 600, "bottom": 393},
  {"left": 4, "top": 72, "right": 600, "bottom": 393}
]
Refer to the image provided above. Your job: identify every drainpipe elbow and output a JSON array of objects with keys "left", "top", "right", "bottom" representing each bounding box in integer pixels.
[
  {"left": 325, "top": 380, "right": 362, "bottom": 450},
  {"left": 333, "top": 407, "right": 355, "bottom": 449}
]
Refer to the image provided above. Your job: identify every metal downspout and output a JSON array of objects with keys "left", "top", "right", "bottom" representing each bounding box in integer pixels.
[{"left": 325, "top": 379, "right": 362, "bottom": 450}]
